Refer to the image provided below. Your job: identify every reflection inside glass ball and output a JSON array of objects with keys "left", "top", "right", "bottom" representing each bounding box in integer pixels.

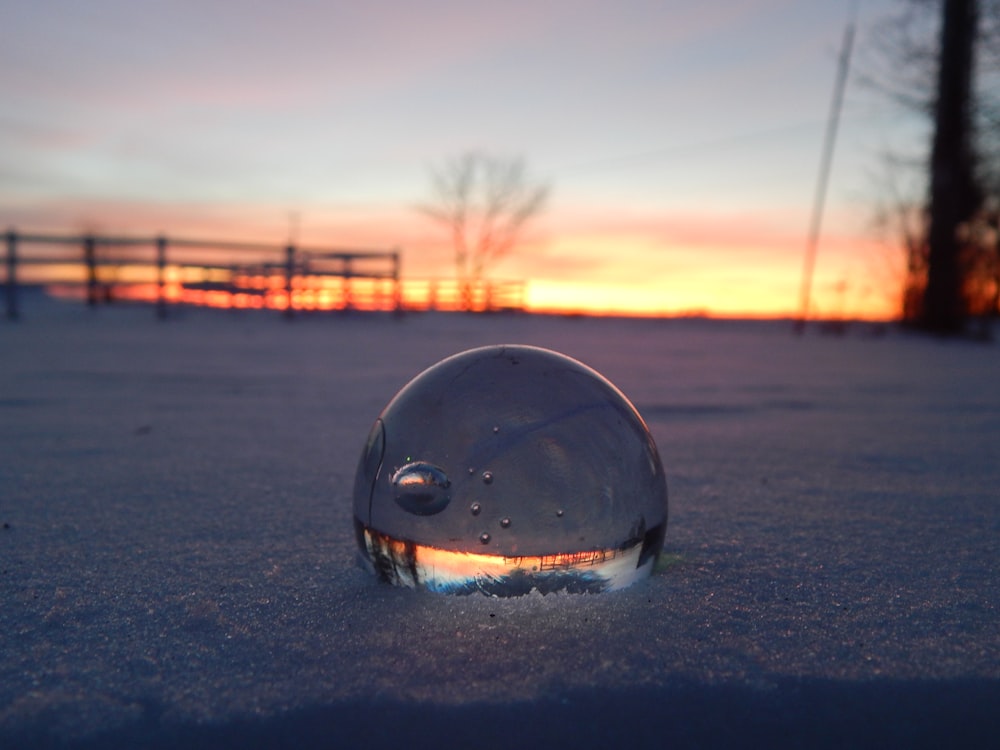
[{"left": 352, "top": 344, "right": 668, "bottom": 596}]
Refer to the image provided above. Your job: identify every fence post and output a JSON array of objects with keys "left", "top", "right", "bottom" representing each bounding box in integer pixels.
[
  {"left": 392, "top": 250, "right": 402, "bottom": 315},
  {"left": 84, "top": 235, "right": 98, "bottom": 307},
  {"left": 342, "top": 256, "right": 353, "bottom": 312},
  {"left": 284, "top": 244, "right": 295, "bottom": 319},
  {"left": 5, "top": 229, "right": 18, "bottom": 321},
  {"left": 155, "top": 235, "right": 168, "bottom": 320}
]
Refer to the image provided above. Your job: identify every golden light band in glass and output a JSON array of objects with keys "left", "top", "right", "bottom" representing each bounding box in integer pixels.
[{"left": 357, "top": 522, "right": 662, "bottom": 596}]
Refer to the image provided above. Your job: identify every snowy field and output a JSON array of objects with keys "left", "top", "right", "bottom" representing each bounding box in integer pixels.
[{"left": 2, "top": 297, "right": 998, "bottom": 748}]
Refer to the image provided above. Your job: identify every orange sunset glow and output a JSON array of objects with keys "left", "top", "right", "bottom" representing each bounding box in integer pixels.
[{"left": 2, "top": 1, "right": 913, "bottom": 321}]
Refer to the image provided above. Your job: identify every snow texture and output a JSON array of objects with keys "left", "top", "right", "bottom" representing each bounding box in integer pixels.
[{"left": 2, "top": 296, "right": 998, "bottom": 748}]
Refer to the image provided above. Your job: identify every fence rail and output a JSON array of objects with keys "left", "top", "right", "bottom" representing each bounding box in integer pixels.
[
  {"left": 3, "top": 229, "right": 526, "bottom": 320},
  {"left": 3, "top": 229, "right": 401, "bottom": 320}
]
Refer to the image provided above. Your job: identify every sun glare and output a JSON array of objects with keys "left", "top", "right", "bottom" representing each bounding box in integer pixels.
[{"left": 7, "top": 221, "right": 900, "bottom": 321}]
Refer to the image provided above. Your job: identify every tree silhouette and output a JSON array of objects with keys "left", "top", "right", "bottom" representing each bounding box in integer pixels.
[
  {"left": 419, "top": 152, "right": 548, "bottom": 310},
  {"left": 866, "top": 0, "right": 1000, "bottom": 332},
  {"left": 923, "top": 0, "right": 980, "bottom": 333}
]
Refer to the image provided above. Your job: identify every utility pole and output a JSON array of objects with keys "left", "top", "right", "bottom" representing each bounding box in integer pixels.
[
  {"left": 795, "top": 15, "right": 855, "bottom": 334},
  {"left": 5, "top": 229, "right": 18, "bottom": 321}
]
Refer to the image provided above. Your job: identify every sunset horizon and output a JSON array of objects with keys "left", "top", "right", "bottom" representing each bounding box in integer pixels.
[
  {"left": 5, "top": 216, "right": 900, "bottom": 322},
  {"left": 2, "top": 0, "right": 913, "bottom": 322}
]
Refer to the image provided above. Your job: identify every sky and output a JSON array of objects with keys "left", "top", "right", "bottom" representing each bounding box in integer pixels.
[{"left": 1, "top": 0, "right": 926, "bottom": 318}]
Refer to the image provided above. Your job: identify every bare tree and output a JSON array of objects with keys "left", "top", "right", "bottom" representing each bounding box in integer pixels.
[
  {"left": 419, "top": 152, "right": 548, "bottom": 310},
  {"left": 871, "top": 155, "right": 931, "bottom": 320},
  {"left": 864, "top": 0, "right": 1000, "bottom": 332}
]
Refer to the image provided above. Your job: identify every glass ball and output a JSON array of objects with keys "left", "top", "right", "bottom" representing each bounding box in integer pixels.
[{"left": 352, "top": 344, "right": 667, "bottom": 596}]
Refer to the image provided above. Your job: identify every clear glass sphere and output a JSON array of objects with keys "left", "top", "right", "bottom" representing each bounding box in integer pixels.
[{"left": 353, "top": 344, "right": 667, "bottom": 595}]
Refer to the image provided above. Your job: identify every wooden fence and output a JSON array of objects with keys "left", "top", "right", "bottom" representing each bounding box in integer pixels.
[
  {"left": 3, "top": 229, "right": 400, "bottom": 320},
  {"left": 3, "top": 229, "right": 526, "bottom": 320}
]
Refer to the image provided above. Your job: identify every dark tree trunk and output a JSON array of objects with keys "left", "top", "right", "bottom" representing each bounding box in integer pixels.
[{"left": 921, "top": 0, "right": 980, "bottom": 334}]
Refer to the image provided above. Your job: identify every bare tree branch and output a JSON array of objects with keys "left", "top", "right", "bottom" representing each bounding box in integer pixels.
[
  {"left": 418, "top": 151, "right": 549, "bottom": 309},
  {"left": 861, "top": 0, "right": 1000, "bottom": 329}
]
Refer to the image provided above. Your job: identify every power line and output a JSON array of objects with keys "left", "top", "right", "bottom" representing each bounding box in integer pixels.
[
  {"left": 544, "top": 106, "right": 897, "bottom": 180},
  {"left": 546, "top": 120, "right": 829, "bottom": 177}
]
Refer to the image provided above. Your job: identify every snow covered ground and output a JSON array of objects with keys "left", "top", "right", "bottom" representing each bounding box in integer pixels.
[{"left": 2, "top": 298, "right": 998, "bottom": 748}]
